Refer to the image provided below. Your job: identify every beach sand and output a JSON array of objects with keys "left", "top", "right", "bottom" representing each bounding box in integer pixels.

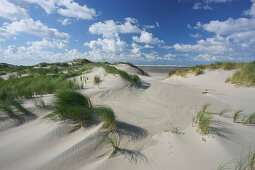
[{"left": 0, "top": 64, "right": 254, "bottom": 170}]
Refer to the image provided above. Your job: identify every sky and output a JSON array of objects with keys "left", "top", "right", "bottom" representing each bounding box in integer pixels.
[{"left": 0, "top": 0, "right": 254, "bottom": 66}]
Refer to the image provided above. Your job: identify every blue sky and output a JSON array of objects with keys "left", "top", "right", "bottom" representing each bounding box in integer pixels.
[{"left": 0, "top": 0, "right": 254, "bottom": 65}]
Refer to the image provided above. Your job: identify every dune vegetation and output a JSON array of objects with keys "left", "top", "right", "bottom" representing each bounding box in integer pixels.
[
  {"left": 226, "top": 62, "right": 255, "bottom": 87},
  {"left": 169, "top": 61, "right": 255, "bottom": 87},
  {"left": 193, "top": 104, "right": 212, "bottom": 135},
  {"left": 45, "top": 90, "right": 117, "bottom": 131},
  {"left": 0, "top": 59, "right": 141, "bottom": 118},
  {"left": 217, "top": 150, "right": 255, "bottom": 170}
]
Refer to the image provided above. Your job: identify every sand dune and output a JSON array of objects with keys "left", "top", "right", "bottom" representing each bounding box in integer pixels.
[{"left": 0, "top": 65, "right": 255, "bottom": 170}]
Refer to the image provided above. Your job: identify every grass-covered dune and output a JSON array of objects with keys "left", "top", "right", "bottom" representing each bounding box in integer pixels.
[
  {"left": 0, "top": 59, "right": 143, "bottom": 118},
  {"left": 169, "top": 61, "right": 255, "bottom": 87}
]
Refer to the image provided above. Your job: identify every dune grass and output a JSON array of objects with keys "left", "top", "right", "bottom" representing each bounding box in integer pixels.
[
  {"left": 51, "top": 90, "right": 92, "bottom": 127},
  {"left": 94, "top": 76, "right": 100, "bottom": 85},
  {"left": 31, "top": 97, "right": 46, "bottom": 108},
  {"left": 104, "top": 135, "right": 120, "bottom": 151},
  {"left": 94, "top": 106, "right": 116, "bottom": 132},
  {"left": 219, "top": 109, "right": 228, "bottom": 116},
  {"left": 168, "top": 61, "right": 247, "bottom": 78},
  {"left": 46, "top": 90, "right": 117, "bottom": 130},
  {"left": 0, "top": 75, "right": 79, "bottom": 99},
  {"left": 227, "top": 62, "right": 255, "bottom": 87},
  {"left": 233, "top": 110, "right": 243, "bottom": 123},
  {"left": 217, "top": 150, "right": 255, "bottom": 170},
  {"left": 193, "top": 104, "right": 213, "bottom": 135},
  {"left": 243, "top": 112, "right": 255, "bottom": 125}
]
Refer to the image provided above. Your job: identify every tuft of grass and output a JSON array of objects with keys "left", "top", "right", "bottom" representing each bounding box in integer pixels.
[
  {"left": 193, "top": 67, "right": 203, "bottom": 76},
  {"left": 171, "top": 128, "right": 184, "bottom": 135},
  {"left": 31, "top": 97, "right": 46, "bottom": 108},
  {"left": 94, "top": 76, "right": 100, "bottom": 85},
  {"left": 104, "top": 135, "right": 120, "bottom": 151},
  {"left": 230, "top": 62, "right": 255, "bottom": 87},
  {"left": 225, "top": 77, "right": 232, "bottom": 83},
  {"left": 219, "top": 109, "right": 228, "bottom": 116},
  {"left": 233, "top": 110, "right": 243, "bottom": 123},
  {"left": 94, "top": 106, "right": 116, "bottom": 132},
  {"left": 193, "top": 104, "right": 213, "bottom": 135},
  {"left": 218, "top": 150, "right": 255, "bottom": 170},
  {"left": 51, "top": 90, "right": 92, "bottom": 126},
  {"left": 243, "top": 112, "right": 255, "bottom": 125}
]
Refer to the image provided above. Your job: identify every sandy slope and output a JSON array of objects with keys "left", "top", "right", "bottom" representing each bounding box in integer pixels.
[{"left": 0, "top": 65, "right": 255, "bottom": 170}]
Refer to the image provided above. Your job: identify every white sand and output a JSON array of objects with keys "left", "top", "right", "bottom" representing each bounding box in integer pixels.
[{"left": 0, "top": 65, "right": 255, "bottom": 170}]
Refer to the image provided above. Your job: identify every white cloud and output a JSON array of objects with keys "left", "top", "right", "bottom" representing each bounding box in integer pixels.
[
  {"left": 132, "top": 31, "right": 164, "bottom": 44},
  {"left": 245, "top": 0, "right": 255, "bottom": 17},
  {"left": 57, "top": 18, "right": 71, "bottom": 25},
  {"left": 192, "top": 0, "right": 232, "bottom": 10},
  {"left": 202, "top": 18, "right": 255, "bottom": 35},
  {"left": 23, "top": 0, "right": 56, "bottom": 14},
  {"left": 156, "top": 21, "right": 160, "bottom": 27},
  {"left": 0, "top": 18, "right": 70, "bottom": 41},
  {"left": 0, "top": 0, "right": 28, "bottom": 20},
  {"left": 26, "top": 39, "right": 66, "bottom": 50},
  {"left": 23, "top": 0, "right": 97, "bottom": 20},
  {"left": 89, "top": 18, "right": 141, "bottom": 38},
  {"left": 84, "top": 37, "right": 127, "bottom": 52},
  {"left": 57, "top": 0, "right": 96, "bottom": 20},
  {"left": 144, "top": 44, "right": 153, "bottom": 48}
]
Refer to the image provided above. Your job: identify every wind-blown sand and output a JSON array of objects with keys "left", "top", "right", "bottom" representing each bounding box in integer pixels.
[{"left": 0, "top": 65, "right": 254, "bottom": 170}]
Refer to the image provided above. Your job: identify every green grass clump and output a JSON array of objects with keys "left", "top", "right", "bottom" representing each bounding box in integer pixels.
[
  {"left": 217, "top": 150, "right": 255, "bottom": 170},
  {"left": 0, "top": 75, "right": 78, "bottom": 99},
  {"left": 47, "top": 90, "right": 117, "bottom": 130},
  {"left": 51, "top": 90, "right": 92, "bottom": 126},
  {"left": 219, "top": 109, "right": 228, "bottom": 116},
  {"left": 94, "top": 106, "right": 116, "bottom": 132},
  {"left": 243, "top": 112, "right": 255, "bottom": 125},
  {"left": 193, "top": 104, "right": 212, "bottom": 135},
  {"left": 0, "top": 91, "right": 27, "bottom": 117},
  {"left": 233, "top": 110, "right": 243, "bottom": 123},
  {"left": 193, "top": 67, "right": 203, "bottom": 76},
  {"left": 230, "top": 62, "right": 255, "bottom": 87},
  {"left": 221, "top": 62, "right": 236, "bottom": 70},
  {"left": 94, "top": 76, "right": 100, "bottom": 85},
  {"left": 104, "top": 135, "right": 120, "bottom": 151}
]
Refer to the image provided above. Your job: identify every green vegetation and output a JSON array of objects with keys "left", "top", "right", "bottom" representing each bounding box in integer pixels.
[
  {"left": 193, "top": 104, "right": 212, "bottom": 135},
  {"left": 168, "top": 62, "right": 246, "bottom": 78},
  {"left": 94, "top": 106, "right": 116, "bottom": 132},
  {"left": 170, "top": 128, "right": 184, "bottom": 135},
  {"left": 218, "top": 150, "right": 255, "bottom": 170},
  {"left": 46, "top": 90, "right": 117, "bottom": 131},
  {"left": 219, "top": 109, "right": 228, "bottom": 116},
  {"left": 104, "top": 135, "right": 120, "bottom": 151},
  {"left": 50, "top": 90, "right": 92, "bottom": 127},
  {"left": 31, "top": 97, "right": 46, "bottom": 108},
  {"left": 94, "top": 76, "right": 100, "bottom": 85},
  {"left": 243, "top": 112, "right": 255, "bottom": 125},
  {"left": 227, "top": 62, "right": 255, "bottom": 87},
  {"left": 233, "top": 110, "right": 243, "bottom": 123}
]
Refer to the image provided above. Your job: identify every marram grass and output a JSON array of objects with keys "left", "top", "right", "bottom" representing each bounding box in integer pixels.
[
  {"left": 94, "top": 106, "right": 116, "bottom": 132},
  {"left": 193, "top": 104, "right": 212, "bottom": 135}
]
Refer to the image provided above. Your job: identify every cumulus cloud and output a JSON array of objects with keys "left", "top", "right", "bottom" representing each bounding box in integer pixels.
[
  {"left": 172, "top": 11, "right": 255, "bottom": 61},
  {"left": 0, "top": 0, "right": 29, "bottom": 20},
  {"left": 26, "top": 39, "right": 66, "bottom": 50},
  {"left": 84, "top": 37, "right": 127, "bottom": 52},
  {"left": 132, "top": 31, "right": 164, "bottom": 44},
  {"left": 245, "top": 0, "right": 255, "bottom": 17},
  {"left": 190, "top": 33, "right": 201, "bottom": 38},
  {"left": 89, "top": 18, "right": 141, "bottom": 38},
  {"left": 23, "top": 0, "right": 56, "bottom": 14},
  {"left": 23, "top": 0, "right": 97, "bottom": 20},
  {"left": 57, "top": 0, "right": 96, "bottom": 20},
  {"left": 0, "top": 18, "right": 70, "bottom": 41}
]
